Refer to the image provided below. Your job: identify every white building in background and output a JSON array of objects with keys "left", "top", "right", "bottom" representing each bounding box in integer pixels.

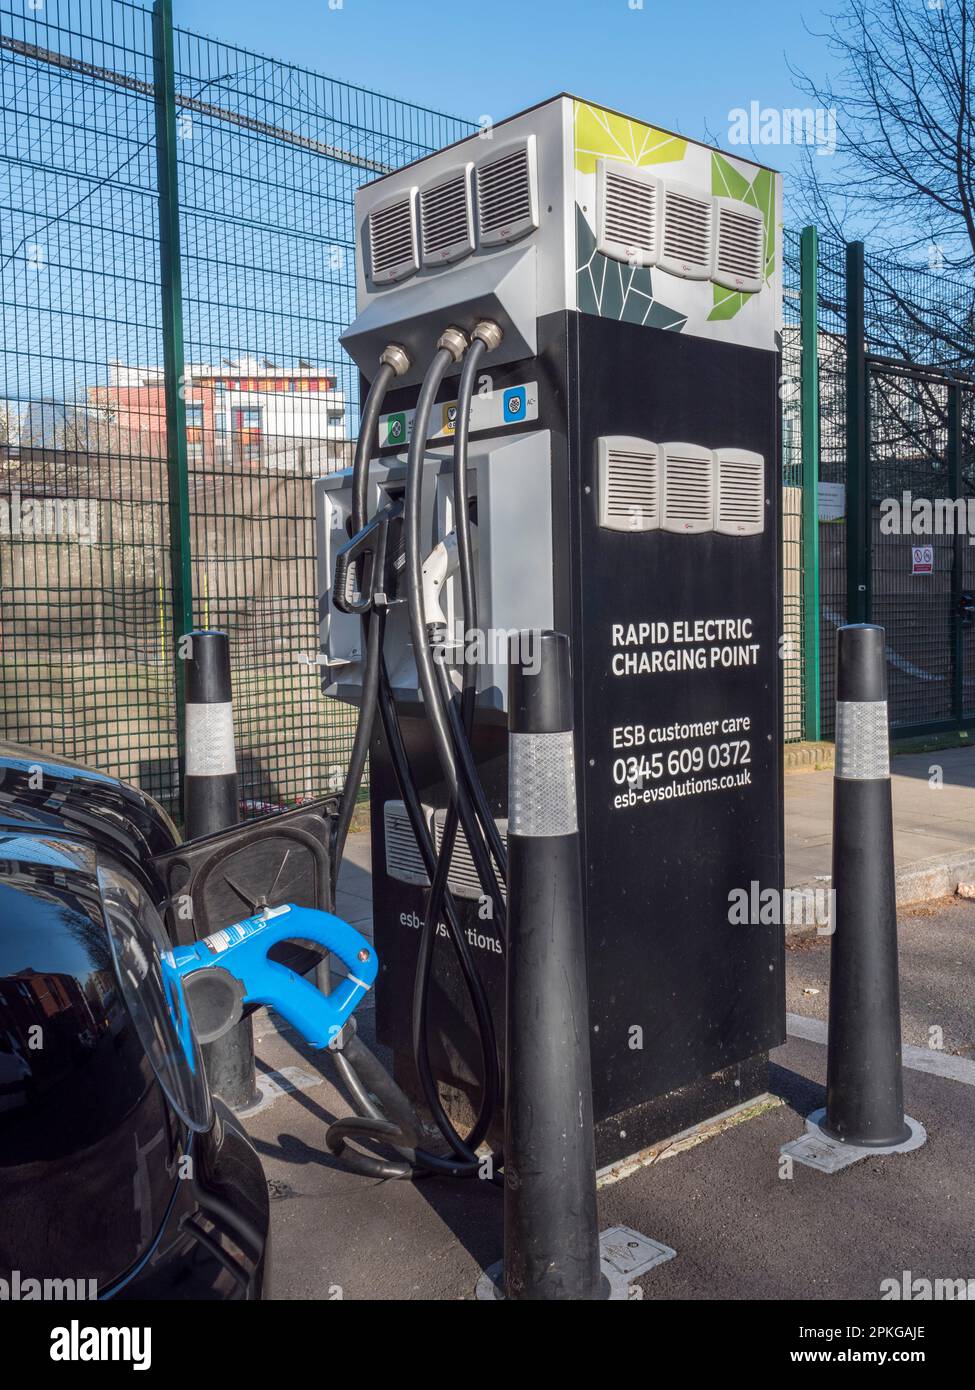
[
  {"left": 97, "top": 356, "right": 350, "bottom": 471},
  {"left": 190, "top": 356, "right": 348, "bottom": 448}
]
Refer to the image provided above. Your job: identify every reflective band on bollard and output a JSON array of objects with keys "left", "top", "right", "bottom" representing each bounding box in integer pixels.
[
  {"left": 823, "top": 624, "right": 911, "bottom": 1147},
  {"left": 835, "top": 701, "right": 890, "bottom": 780},
  {"left": 184, "top": 632, "right": 239, "bottom": 839},
  {"left": 508, "top": 730, "right": 578, "bottom": 837},
  {"left": 185, "top": 701, "right": 236, "bottom": 778}
]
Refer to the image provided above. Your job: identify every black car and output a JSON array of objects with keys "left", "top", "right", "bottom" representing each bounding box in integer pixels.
[{"left": 0, "top": 742, "right": 270, "bottom": 1300}]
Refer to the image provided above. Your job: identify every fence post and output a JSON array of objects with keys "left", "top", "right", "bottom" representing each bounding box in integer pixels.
[
  {"left": 845, "top": 241, "right": 869, "bottom": 626},
  {"left": 800, "top": 225, "right": 821, "bottom": 741},
  {"left": 152, "top": 0, "right": 194, "bottom": 772},
  {"left": 948, "top": 381, "right": 964, "bottom": 726}
]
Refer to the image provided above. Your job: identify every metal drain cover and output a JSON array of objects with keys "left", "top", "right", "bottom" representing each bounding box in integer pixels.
[
  {"left": 780, "top": 1130, "right": 866, "bottom": 1174},
  {"left": 599, "top": 1225, "right": 676, "bottom": 1280}
]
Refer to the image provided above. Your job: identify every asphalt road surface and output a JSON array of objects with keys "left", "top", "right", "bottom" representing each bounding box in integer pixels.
[
  {"left": 787, "top": 898, "right": 975, "bottom": 1058},
  {"left": 246, "top": 899, "right": 975, "bottom": 1300}
]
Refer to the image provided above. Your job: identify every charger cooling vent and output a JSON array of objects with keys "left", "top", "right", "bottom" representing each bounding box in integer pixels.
[
  {"left": 475, "top": 136, "right": 538, "bottom": 247},
  {"left": 432, "top": 810, "right": 509, "bottom": 902},
  {"left": 420, "top": 164, "right": 475, "bottom": 267},
  {"left": 368, "top": 190, "right": 419, "bottom": 287},
  {"left": 596, "top": 160, "right": 659, "bottom": 268},
  {"left": 383, "top": 799, "right": 430, "bottom": 886},
  {"left": 658, "top": 181, "right": 714, "bottom": 280},
  {"left": 597, "top": 436, "right": 660, "bottom": 532},
  {"left": 714, "top": 448, "right": 766, "bottom": 535},
  {"left": 713, "top": 198, "right": 765, "bottom": 293},
  {"left": 661, "top": 443, "right": 715, "bottom": 533}
]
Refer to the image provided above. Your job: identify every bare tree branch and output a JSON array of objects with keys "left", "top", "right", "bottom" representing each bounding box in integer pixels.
[{"left": 790, "top": 0, "right": 975, "bottom": 268}]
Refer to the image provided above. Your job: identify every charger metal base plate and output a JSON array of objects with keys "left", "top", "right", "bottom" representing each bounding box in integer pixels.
[
  {"left": 475, "top": 1225, "right": 676, "bottom": 1300},
  {"left": 781, "top": 1108, "right": 927, "bottom": 1174}
]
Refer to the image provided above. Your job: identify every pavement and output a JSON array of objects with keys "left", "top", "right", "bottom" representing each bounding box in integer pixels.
[
  {"left": 788, "top": 745, "right": 975, "bottom": 908},
  {"left": 239, "top": 751, "right": 975, "bottom": 1301}
]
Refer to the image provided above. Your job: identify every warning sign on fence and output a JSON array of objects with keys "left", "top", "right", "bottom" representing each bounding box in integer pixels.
[{"left": 911, "top": 545, "right": 935, "bottom": 575}]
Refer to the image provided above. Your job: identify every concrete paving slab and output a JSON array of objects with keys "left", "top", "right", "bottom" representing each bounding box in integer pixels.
[
  {"left": 786, "top": 746, "right": 975, "bottom": 893},
  {"left": 337, "top": 860, "right": 373, "bottom": 905},
  {"left": 333, "top": 889, "right": 374, "bottom": 928}
]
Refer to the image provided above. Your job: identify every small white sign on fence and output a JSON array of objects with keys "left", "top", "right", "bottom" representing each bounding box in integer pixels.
[
  {"left": 911, "top": 545, "right": 934, "bottom": 575},
  {"left": 818, "top": 482, "right": 845, "bottom": 522}
]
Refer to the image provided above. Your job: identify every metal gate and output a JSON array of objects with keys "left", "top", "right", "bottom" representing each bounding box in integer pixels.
[{"left": 866, "top": 358, "right": 975, "bottom": 736}]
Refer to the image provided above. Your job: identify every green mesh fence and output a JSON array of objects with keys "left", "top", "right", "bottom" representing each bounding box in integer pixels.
[
  {"left": 1, "top": 0, "right": 170, "bottom": 787},
  {"left": 810, "top": 237, "right": 975, "bottom": 738},
  {"left": 169, "top": 21, "right": 473, "bottom": 813},
  {"left": 861, "top": 249, "right": 975, "bottom": 733},
  {"left": 0, "top": 0, "right": 473, "bottom": 819},
  {"left": 6, "top": 0, "right": 973, "bottom": 787}
]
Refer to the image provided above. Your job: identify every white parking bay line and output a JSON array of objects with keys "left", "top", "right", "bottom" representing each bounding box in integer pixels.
[
  {"left": 786, "top": 1013, "right": 975, "bottom": 1087},
  {"left": 786, "top": 1013, "right": 829, "bottom": 1045}
]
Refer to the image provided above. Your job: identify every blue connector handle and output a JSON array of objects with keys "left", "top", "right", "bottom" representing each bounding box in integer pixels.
[{"left": 164, "top": 904, "right": 377, "bottom": 1049}]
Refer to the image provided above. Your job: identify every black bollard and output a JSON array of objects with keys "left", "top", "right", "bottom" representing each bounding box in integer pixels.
[
  {"left": 184, "top": 630, "right": 239, "bottom": 840},
  {"left": 183, "top": 630, "right": 258, "bottom": 1111},
  {"left": 822, "top": 624, "right": 910, "bottom": 1147},
  {"left": 502, "top": 630, "right": 603, "bottom": 1301}
]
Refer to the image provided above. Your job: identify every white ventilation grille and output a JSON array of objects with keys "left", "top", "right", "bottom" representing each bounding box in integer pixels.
[
  {"left": 420, "top": 164, "right": 475, "bottom": 267},
  {"left": 432, "top": 810, "right": 508, "bottom": 902},
  {"left": 596, "top": 160, "right": 659, "bottom": 268},
  {"left": 712, "top": 198, "right": 765, "bottom": 293},
  {"left": 597, "top": 436, "right": 660, "bottom": 532},
  {"left": 661, "top": 443, "right": 715, "bottom": 533},
  {"left": 383, "top": 800, "right": 430, "bottom": 886},
  {"left": 475, "top": 136, "right": 538, "bottom": 247},
  {"left": 658, "top": 180, "right": 714, "bottom": 280},
  {"left": 367, "top": 190, "right": 419, "bottom": 287},
  {"left": 714, "top": 448, "right": 766, "bottom": 535}
]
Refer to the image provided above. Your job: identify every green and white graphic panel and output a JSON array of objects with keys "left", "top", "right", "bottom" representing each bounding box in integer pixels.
[{"left": 573, "top": 100, "right": 782, "bottom": 351}]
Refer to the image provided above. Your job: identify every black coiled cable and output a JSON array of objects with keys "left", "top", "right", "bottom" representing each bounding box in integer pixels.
[{"left": 323, "top": 339, "right": 504, "bottom": 1182}]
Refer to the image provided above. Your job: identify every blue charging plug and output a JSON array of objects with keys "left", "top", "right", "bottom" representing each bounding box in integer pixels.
[{"left": 162, "top": 904, "right": 377, "bottom": 1050}]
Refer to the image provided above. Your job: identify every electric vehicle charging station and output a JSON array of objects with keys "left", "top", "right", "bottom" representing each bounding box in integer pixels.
[{"left": 317, "top": 95, "right": 785, "bottom": 1167}]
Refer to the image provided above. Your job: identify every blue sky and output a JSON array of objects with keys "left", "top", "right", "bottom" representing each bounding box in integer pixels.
[
  {"left": 2, "top": 0, "right": 840, "bottom": 413},
  {"left": 174, "top": 0, "right": 835, "bottom": 186}
]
